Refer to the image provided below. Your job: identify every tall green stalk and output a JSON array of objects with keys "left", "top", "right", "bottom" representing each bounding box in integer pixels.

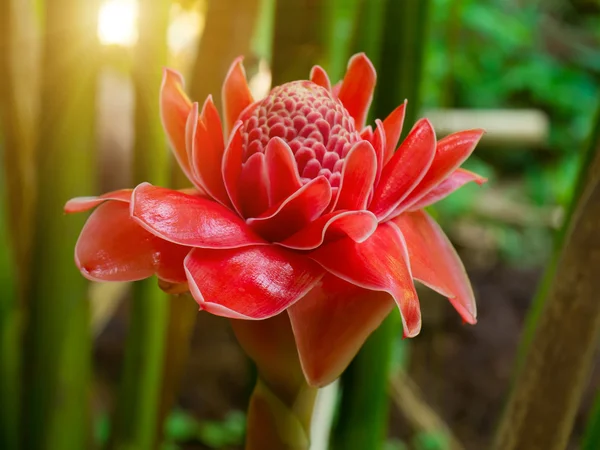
[
  {"left": 0, "top": 3, "right": 37, "bottom": 445},
  {"left": 271, "top": 0, "right": 330, "bottom": 85},
  {"left": 492, "top": 102, "right": 600, "bottom": 450},
  {"left": 21, "top": 1, "right": 98, "bottom": 449},
  {"left": 331, "top": 2, "right": 431, "bottom": 449},
  {"left": 582, "top": 389, "right": 600, "bottom": 450},
  {"left": 108, "top": 1, "right": 171, "bottom": 449}
]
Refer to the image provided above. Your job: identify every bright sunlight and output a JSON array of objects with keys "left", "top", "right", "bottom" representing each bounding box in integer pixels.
[{"left": 97, "top": 0, "right": 138, "bottom": 46}]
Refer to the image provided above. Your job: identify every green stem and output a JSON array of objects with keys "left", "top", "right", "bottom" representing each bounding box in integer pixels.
[
  {"left": 0, "top": 3, "right": 37, "bottom": 444},
  {"left": 492, "top": 102, "right": 600, "bottom": 450},
  {"left": 271, "top": 0, "right": 329, "bottom": 85},
  {"left": 21, "top": 1, "right": 99, "bottom": 448},
  {"left": 110, "top": 282, "right": 169, "bottom": 450},
  {"left": 331, "top": 2, "right": 430, "bottom": 449},
  {"left": 109, "top": 1, "right": 171, "bottom": 449},
  {"left": 582, "top": 388, "right": 600, "bottom": 450}
]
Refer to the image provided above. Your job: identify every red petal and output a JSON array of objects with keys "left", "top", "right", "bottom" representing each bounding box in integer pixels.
[
  {"left": 279, "top": 210, "right": 377, "bottom": 250},
  {"left": 310, "top": 222, "right": 422, "bottom": 337},
  {"left": 369, "top": 119, "right": 436, "bottom": 220},
  {"left": 160, "top": 68, "right": 194, "bottom": 182},
  {"left": 397, "top": 129, "right": 484, "bottom": 213},
  {"left": 131, "top": 183, "right": 264, "bottom": 248},
  {"left": 372, "top": 119, "right": 386, "bottom": 186},
  {"left": 265, "top": 137, "right": 302, "bottom": 207},
  {"left": 222, "top": 121, "right": 245, "bottom": 216},
  {"left": 184, "top": 245, "right": 324, "bottom": 319},
  {"left": 239, "top": 152, "right": 270, "bottom": 219},
  {"left": 289, "top": 275, "right": 394, "bottom": 386},
  {"left": 247, "top": 176, "right": 331, "bottom": 242},
  {"left": 360, "top": 125, "right": 373, "bottom": 142},
  {"left": 393, "top": 211, "right": 477, "bottom": 323},
  {"left": 186, "top": 101, "right": 232, "bottom": 207},
  {"left": 332, "top": 141, "right": 377, "bottom": 211},
  {"left": 200, "top": 95, "right": 225, "bottom": 157},
  {"left": 64, "top": 189, "right": 132, "bottom": 213},
  {"left": 337, "top": 53, "right": 376, "bottom": 131},
  {"left": 309, "top": 65, "right": 332, "bottom": 91},
  {"left": 222, "top": 56, "right": 254, "bottom": 137},
  {"left": 76, "top": 201, "right": 189, "bottom": 283},
  {"left": 382, "top": 101, "right": 407, "bottom": 164},
  {"left": 407, "top": 168, "right": 487, "bottom": 211}
]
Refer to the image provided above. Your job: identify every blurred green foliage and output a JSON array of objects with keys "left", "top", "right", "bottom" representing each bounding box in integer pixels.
[{"left": 424, "top": 0, "right": 600, "bottom": 267}]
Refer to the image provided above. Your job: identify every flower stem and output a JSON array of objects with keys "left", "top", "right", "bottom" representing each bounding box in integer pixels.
[
  {"left": 21, "top": 1, "right": 98, "bottom": 448},
  {"left": 231, "top": 314, "right": 316, "bottom": 449}
]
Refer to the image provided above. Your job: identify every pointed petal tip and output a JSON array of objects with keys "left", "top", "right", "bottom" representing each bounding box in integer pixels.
[{"left": 162, "top": 67, "right": 185, "bottom": 84}]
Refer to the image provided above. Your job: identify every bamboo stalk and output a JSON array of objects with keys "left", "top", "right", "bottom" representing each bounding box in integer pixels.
[
  {"left": 492, "top": 102, "right": 600, "bottom": 450},
  {"left": 271, "top": 0, "right": 328, "bottom": 86},
  {"left": 0, "top": 3, "right": 38, "bottom": 444},
  {"left": 21, "top": 1, "right": 99, "bottom": 448},
  {"left": 108, "top": 2, "right": 172, "bottom": 449}
]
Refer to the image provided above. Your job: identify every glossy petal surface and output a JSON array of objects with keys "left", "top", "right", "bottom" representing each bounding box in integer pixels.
[
  {"left": 222, "top": 56, "right": 254, "bottom": 136},
  {"left": 289, "top": 275, "right": 394, "bottom": 386},
  {"left": 76, "top": 201, "right": 189, "bottom": 283},
  {"left": 279, "top": 210, "right": 377, "bottom": 250},
  {"left": 239, "top": 152, "right": 270, "bottom": 219},
  {"left": 265, "top": 138, "right": 303, "bottom": 207},
  {"left": 131, "top": 183, "right": 264, "bottom": 248},
  {"left": 371, "top": 119, "right": 386, "bottom": 186},
  {"left": 310, "top": 222, "right": 421, "bottom": 337},
  {"left": 65, "top": 189, "right": 132, "bottom": 213},
  {"left": 393, "top": 210, "right": 477, "bottom": 323},
  {"left": 369, "top": 119, "right": 436, "bottom": 219},
  {"left": 186, "top": 102, "right": 231, "bottom": 207},
  {"left": 160, "top": 69, "right": 194, "bottom": 181},
  {"left": 222, "top": 121, "right": 245, "bottom": 216},
  {"left": 407, "top": 168, "right": 487, "bottom": 211},
  {"left": 185, "top": 245, "right": 323, "bottom": 319},
  {"left": 382, "top": 102, "right": 407, "bottom": 164},
  {"left": 309, "top": 65, "right": 332, "bottom": 91},
  {"left": 247, "top": 177, "right": 331, "bottom": 242},
  {"left": 397, "top": 129, "right": 484, "bottom": 213},
  {"left": 333, "top": 141, "right": 377, "bottom": 211},
  {"left": 337, "top": 53, "right": 376, "bottom": 131}
]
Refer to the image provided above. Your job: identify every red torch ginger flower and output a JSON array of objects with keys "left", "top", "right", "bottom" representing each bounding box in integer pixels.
[{"left": 66, "top": 53, "right": 486, "bottom": 386}]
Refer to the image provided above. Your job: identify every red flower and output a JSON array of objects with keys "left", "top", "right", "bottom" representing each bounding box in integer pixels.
[{"left": 66, "top": 53, "right": 486, "bottom": 386}]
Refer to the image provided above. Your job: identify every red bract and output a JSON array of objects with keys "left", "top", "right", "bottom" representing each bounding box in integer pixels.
[{"left": 66, "top": 53, "right": 486, "bottom": 386}]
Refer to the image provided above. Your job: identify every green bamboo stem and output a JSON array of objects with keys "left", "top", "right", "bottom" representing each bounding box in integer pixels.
[
  {"left": 0, "top": 0, "right": 37, "bottom": 296},
  {"left": 271, "top": 0, "right": 329, "bottom": 86},
  {"left": 0, "top": 3, "right": 37, "bottom": 444},
  {"left": 108, "top": 1, "right": 171, "bottom": 449},
  {"left": 21, "top": 1, "right": 98, "bottom": 449},
  {"left": 330, "top": 2, "right": 431, "bottom": 449},
  {"left": 330, "top": 313, "right": 399, "bottom": 450},
  {"left": 0, "top": 189, "right": 19, "bottom": 450},
  {"left": 492, "top": 103, "right": 600, "bottom": 450}
]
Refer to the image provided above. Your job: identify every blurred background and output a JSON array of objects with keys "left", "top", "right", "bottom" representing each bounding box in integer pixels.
[{"left": 1, "top": 0, "right": 600, "bottom": 449}]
